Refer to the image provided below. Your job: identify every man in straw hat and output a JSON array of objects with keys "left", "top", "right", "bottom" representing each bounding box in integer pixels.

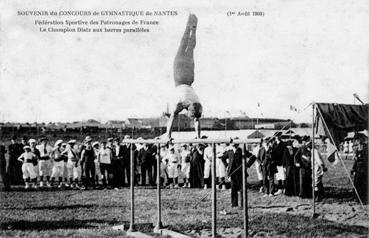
[
  {"left": 50, "top": 139, "right": 65, "bottom": 188},
  {"left": 28, "top": 138, "right": 40, "bottom": 187},
  {"left": 62, "top": 140, "right": 81, "bottom": 189},
  {"left": 17, "top": 145, "right": 38, "bottom": 189},
  {"left": 166, "top": 14, "right": 202, "bottom": 140},
  {"left": 37, "top": 137, "right": 53, "bottom": 188}
]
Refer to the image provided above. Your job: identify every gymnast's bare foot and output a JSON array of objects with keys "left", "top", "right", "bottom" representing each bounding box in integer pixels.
[{"left": 188, "top": 14, "right": 198, "bottom": 29}]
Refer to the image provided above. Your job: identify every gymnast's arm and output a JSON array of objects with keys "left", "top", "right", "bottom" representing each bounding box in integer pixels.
[{"left": 166, "top": 103, "right": 184, "bottom": 139}]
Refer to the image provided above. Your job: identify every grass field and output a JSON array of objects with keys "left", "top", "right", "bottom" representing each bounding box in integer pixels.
[{"left": 0, "top": 160, "right": 368, "bottom": 238}]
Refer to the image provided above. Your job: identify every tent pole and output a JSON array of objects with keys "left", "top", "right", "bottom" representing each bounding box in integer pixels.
[
  {"left": 316, "top": 106, "right": 365, "bottom": 210},
  {"left": 312, "top": 103, "right": 317, "bottom": 218}
]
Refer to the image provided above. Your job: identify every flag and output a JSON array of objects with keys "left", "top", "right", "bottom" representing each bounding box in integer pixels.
[
  {"left": 290, "top": 105, "right": 298, "bottom": 112},
  {"left": 325, "top": 138, "right": 339, "bottom": 165}
]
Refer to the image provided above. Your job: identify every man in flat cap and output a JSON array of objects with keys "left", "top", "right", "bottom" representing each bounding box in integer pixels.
[{"left": 80, "top": 136, "right": 96, "bottom": 189}]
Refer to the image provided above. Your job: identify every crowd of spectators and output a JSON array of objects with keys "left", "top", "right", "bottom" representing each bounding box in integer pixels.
[{"left": 0, "top": 132, "right": 367, "bottom": 204}]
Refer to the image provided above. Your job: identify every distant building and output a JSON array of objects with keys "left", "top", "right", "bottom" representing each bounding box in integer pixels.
[{"left": 231, "top": 117, "right": 292, "bottom": 130}]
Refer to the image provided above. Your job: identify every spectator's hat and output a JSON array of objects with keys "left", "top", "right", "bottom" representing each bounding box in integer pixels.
[
  {"left": 302, "top": 135, "right": 311, "bottom": 142},
  {"left": 92, "top": 141, "right": 99, "bottom": 147},
  {"left": 124, "top": 135, "right": 131, "bottom": 139},
  {"left": 40, "top": 137, "right": 48, "bottom": 142},
  {"left": 84, "top": 136, "right": 92, "bottom": 143},
  {"left": 23, "top": 145, "right": 31, "bottom": 150},
  {"left": 136, "top": 137, "right": 144, "bottom": 144},
  {"left": 67, "top": 139, "right": 76, "bottom": 144},
  {"left": 107, "top": 137, "right": 113, "bottom": 142},
  {"left": 28, "top": 138, "right": 36, "bottom": 144},
  {"left": 55, "top": 139, "right": 63, "bottom": 146},
  {"left": 232, "top": 137, "right": 240, "bottom": 146},
  {"left": 61, "top": 143, "right": 67, "bottom": 147},
  {"left": 353, "top": 133, "right": 367, "bottom": 142}
]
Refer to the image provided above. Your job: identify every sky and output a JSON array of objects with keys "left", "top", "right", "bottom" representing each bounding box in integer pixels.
[{"left": 1, "top": 0, "right": 368, "bottom": 123}]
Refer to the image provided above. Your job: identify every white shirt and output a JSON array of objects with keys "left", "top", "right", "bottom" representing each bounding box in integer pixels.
[
  {"left": 252, "top": 145, "right": 260, "bottom": 157},
  {"left": 166, "top": 152, "right": 179, "bottom": 165},
  {"left": 180, "top": 150, "right": 191, "bottom": 164},
  {"left": 312, "top": 148, "right": 325, "bottom": 178},
  {"left": 51, "top": 147, "right": 63, "bottom": 160},
  {"left": 37, "top": 144, "right": 52, "bottom": 157},
  {"left": 99, "top": 148, "right": 112, "bottom": 164},
  {"left": 204, "top": 146, "right": 213, "bottom": 162},
  {"left": 19, "top": 152, "right": 36, "bottom": 163},
  {"left": 216, "top": 145, "right": 226, "bottom": 158}
]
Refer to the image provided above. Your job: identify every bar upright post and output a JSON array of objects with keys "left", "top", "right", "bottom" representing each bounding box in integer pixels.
[
  {"left": 128, "top": 144, "right": 136, "bottom": 232},
  {"left": 212, "top": 143, "right": 217, "bottom": 238},
  {"left": 154, "top": 143, "right": 163, "bottom": 232}
]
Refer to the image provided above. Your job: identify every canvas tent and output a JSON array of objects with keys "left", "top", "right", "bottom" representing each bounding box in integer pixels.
[
  {"left": 313, "top": 102, "right": 368, "bottom": 209},
  {"left": 315, "top": 103, "right": 368, "bottom": 145}
]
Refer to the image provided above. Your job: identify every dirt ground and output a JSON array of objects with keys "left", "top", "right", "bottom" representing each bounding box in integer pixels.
[{"left": 0, "top": 160, "right": 368, "bottom": 237}]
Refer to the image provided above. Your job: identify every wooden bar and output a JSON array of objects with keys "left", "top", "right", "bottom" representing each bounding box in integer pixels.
[
  {"left": 122, "top": 138, "right": 257, "bottom": 145},
  {"left": 212, "top": 143, "right": 217, "bottom": 238}
]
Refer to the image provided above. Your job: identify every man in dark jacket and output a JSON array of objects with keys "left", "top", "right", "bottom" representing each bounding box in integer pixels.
[
  {"left": 139, "top": 144, "right": 155, "bottom": 186},
  {"left": 80, "top": 139, "right": 96, "bottom": 189},
  {"left": 259, "top": 138, "right": 277, "bottom": 196},
  {"left": 221, "top": 141, "right": 256, "bottom": 207},
  {"left": 190, "top": 144, "right": 204, "bottom": 188},
  {"left": 0, "top": 144, "right": 10, "bottom": 191},
  {"left": 121, "top": 135, "right": 136, "bottom": 186},
  {"left": 8, "top": 136, "right": 23, "bottom": 185},
  {"left": 113, "top": 138, "right": 126, "bottom": 188},
  {"left": 351, "top": 134, "right": 368, "bottom": 204},
  {"left": 271, "top": 135, "right": 287, "bottom": 195},
  {"left": 294, "top": 136, "right": 312, "bottom": 198}
]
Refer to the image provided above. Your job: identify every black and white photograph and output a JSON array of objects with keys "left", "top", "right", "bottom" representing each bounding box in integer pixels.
[{"left": 0, "top": 0, "right": 368, "bottom": 237}]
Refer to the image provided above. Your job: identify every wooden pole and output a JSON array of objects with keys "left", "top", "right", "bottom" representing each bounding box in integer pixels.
[
  {"left": 212, "top": 143, "right": 217, "bottom": 238},
  {"left": 128, "top": 145, "right": 136, "bottom": 232},
  {"left": 242, "top": 144, "right": 248, "bottom": 238},
  {"left": 154, "top": 143, "right": 163, "bottom": 232},
  {"left": 312, "top": 103, "right": 316, "bottom": 218}
]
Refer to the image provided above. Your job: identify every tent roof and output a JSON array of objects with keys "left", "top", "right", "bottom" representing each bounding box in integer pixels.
[{"left": 316, "top": 103, "right": 368, "bottom": 145}]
